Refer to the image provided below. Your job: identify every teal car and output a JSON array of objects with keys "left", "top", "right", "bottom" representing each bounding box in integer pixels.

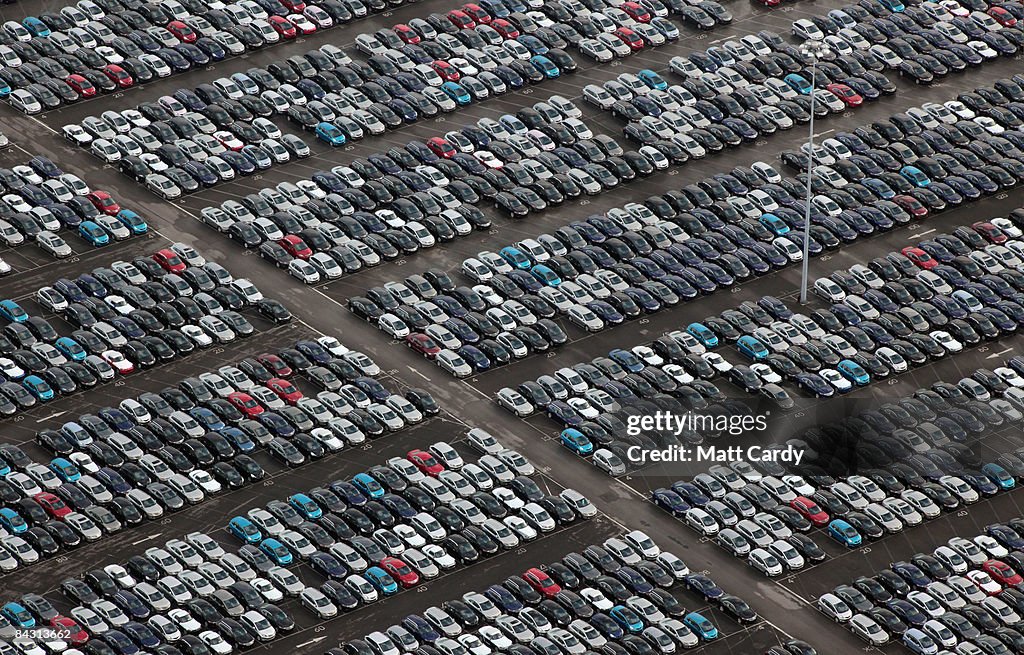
[
  {"left": 1, "top": 602, "right": 34, "bottom": 628},
  {"left": 78, "top": 221, "right": 110, "bottom": 246},
  {"left": 610, "top": 605, "right": 644, "bottom": 633},
  {"left": 229, "top": 517, "right": 262, "bottom": 543},
  {"left": 441, "top": 81, "right": 471, "bottom": 105},
  {"left": 55, "top": 337, "right": 86, "bottom": 362},
  {"left": 638, "top": 69, "right": 668, "bottom": 90},
  {"left": 531, "top": 55, "right": 560, "bottom": 78},
  {"left": 315, "top": 122, "right": 346, "bottom": 146},
  {"left": 683, "top": 612, "right": 718, "bottom": 640},
  {"left": 288, "top": 492, "right": 324, "bottom": 518},
  {"left": 0, "top": 299, "right": 27, "bottom": 322},
  {"left": 982, "top": 463, "right": 1015, "bottom": 490},
  {"left": 560, "top": 428, "right": 593, "bottom": 455},
  {"left": 900, "top": 165, "right": 929, "bottom": 187},
  {"left": 116, "top": 209, "right": 149, "bottom": 234},
  {"left": 736, "top": 335, "right": 769, "bottom": 360},
  {"left": 259, "top": 537, "right": 293, "bottom": 565},
  {"left": 879, "top": 0, "right": 904, "bottom": 11},
  {"left": 837, "top": 359, "right": 869, "bottom": 385},
  {"left": 364, "top": 566, "right": 399, "bottom": 594},
  {"left": 530, "top": 264, "right": 561, "bottom": 287},
  {"left": 22, "top": 17, "right": 50, "bottom": 37},
  {"left": 500, "top": 246, "right": 531, "bottom": 269},
  {"left": 759, "top": 213, "right": 790, "bottom": 236},
  {"left": 686, "top": 323, "right": 718, "bottom": 347},
  {"left": 784, "top": 73, "right": 813, "bottom": 95},
  {"left": 22, "top": 375, "right": 54, "bottom": 401},
  {"left": 828, "top": 519, "right": 862, "bottom": 547},
  {"left": 49, "top": 458, "right": 81, "bottom": 482},
  {"left": 0, "top": 508, "right": 26, "bottom": 534},
  {"left": 352, "top": 473, "right": 384, "bottom": 499}
]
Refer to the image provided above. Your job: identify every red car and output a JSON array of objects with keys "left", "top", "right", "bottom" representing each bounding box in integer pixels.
[
  {"left": 87, "top": 190, "right": 120, "bottom": 215},
  {"left": 269, "top": 15, "right": 297, "bottom": 38},
  {"left": 50, "top": 616, "right": 88, "bottom": 646},
  {"left": 462, "top": 3, "right": 492, "bottom": 24},
  {"left": 974, "top": 221, "right": 1008, "bottom": 244},
  {"left": 257, "top": 353, "right": 293, "bottom": 377},
  {"left": 279, "top": 234, "right": 313, "bottom": 259},
  {"left": 989, "top": 6, "right": 1017, "bottom": 26},
  {"left": 614, "top": 27, "right": 644, "bottom": 50},
  {"left": 102, "top": 64, "right": 134, "bottom": 88},
  {"left": 491, "top": 18, "right": 519, "bottom": 39},
  {"left": 789, "top": 496, "right": 829, "bottom": 527},
  {"left": 407, "top": 449, "right": 444, "bottom": 476},
  {"left": 901, "top": 246, "right": 936, "bottom": 269},
  {"left": 153, "top": 248, "right": 187, "bottom": 273},
  {"left": 983, "top": 560, "right": 1023, "bottom": 587},
  {"left": 826, "top": 83, "right": 862, "bottom": 107},
  {"left": 166, "top": 20, "right": 198, "bottom": 43},
  {"left": 227, "top": 392, "right": 264, "bottom": 417},
  {"left": 431, "top": 60, "right": 460, "bottom": 81},
  {"left": 65, "top": 74, "right": 96, "bottom": 98},
  {"left": 393, "top": 23, "right": 421, "bottom": 44},
  {"left": 426, "top": 137, "right": 457, "bottom": 158},
  {"left": 446, "top": 9, "right": 476, "bottom": 29},
  {"left": 757, "top": 0, "right": 781, "bottom": 6},
  {"left": 893, "top": 194, "right": 927, "bottom": 218},
  {"left": 35, "top": 492, "right": 70, "bottom": 519},
  {"left": 621, "top": 2, "right": 652, "bottom": 22},
  {"left": 405, "top": 333, "right": 441, "bottom": 358},
  {"left": 522, "top": 568, "right": 561, "bottom": 598},
  {"left": 267, "top": 377, "right": 303, "bottom": 404},
  {"left": 280, "top": 0, "right": 306, "bottom": 10},
  {"left": 380, "top": 557, "right": 420, "bottom": 587}
]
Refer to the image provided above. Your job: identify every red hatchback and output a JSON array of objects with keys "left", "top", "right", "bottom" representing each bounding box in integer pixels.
[
  {"left": 280, "top": 0, "right": 306, "bottom": 10},
  {"left": 614, "top": 27, "right": 644, "bottom": 50},
  {"left": 153, "top": 248, "right": 187, "bottom": 273},
  {"left": 381, "top": 557, "right": 420, "bottom": 587},
  {"left": 65, "top": 74, "right": 96, "bottom": 98},
  {"left": 269, "top": 15, "right": 297, "bottom": 38},
  {"left": 893, "top": 194, "right": 927, "bottom": 218},
  {"left": 102, "top": 64, "right": 134, "bottom": 88},
  {"left": 393, "top": 23, "right": 421, "bottom": 44},
  {"left": 257, "top": 353, "right": 292, "bottom": 377},
  {"left": 267, "top": 377, "right": 303, "bottom": 404},
  {"left": 447, "top": 9, "right": 476, "bottom": 28},
  {"left": 406, "top": 333, "right": 441, "bottom": 358},
  {"left": 523, "top": 568, "right": 561, "bottom": 598},
  {"left": 35, "top": 492, "right": 70, "bottom": 519},
  {"left": 989, "top": 6, "right": 1017, "bottom": 26},
  {"left": 87, "top": 190, "right": 120, "bottom": 215},
  {"left": 50, "top": 616, "right": 89, "bottom": 646},
  {"left": 227, "top": 392, "right": 264, "bottom": 417},
  {"left": 407, "top": 449, "right": 444, "bottom": 476},
  {"left": 826, "top": 83, "right": 862, "bottom": 107},
  {"left": 279, "top": 234, "right": 313, "bottom": 259},
  {"left": 789, "top": 496, "right": 829, "bottom": 527},
  {"left": 462, "top": 3, "right": 492, "bottom": 23},
  {"left": 621, "top": 2, "right": 652, "bottom": 22},
  {"left": 491, "top": 18, "right": 519, "bottom": 39},
  {"left": 431, "top": 60, "right": 460, "bottom": 81},
  {"left": 166, "top": 20, "right": 198, "bottom": 43},
  {"left": 427, "top": 137, "right": 457, "bottom": 158},
  {"left": 983, "top": 560, "right": 1023, "bottom": 587},
  {"left": 901, "top": 246, "right": 936, "bottom": 269},
  {"left": 974, "top": 221, "right": 1008, "bottom": 244}
]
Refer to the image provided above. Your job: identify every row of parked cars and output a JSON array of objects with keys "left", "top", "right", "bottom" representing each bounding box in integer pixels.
[
  {"left": 7, "top": 335, "right": 424, "bottom": 571},
  {"left": 0, "top": 154, "right": 148, "bottom": 261},
  {"left": 825, "top": 520, "right": 1024, "bottom": 653},
  {"left": 333, "top": 531, "right": 745, "bottom": 655},
  {"left": 0, "top": 0, "right": 407, "bottom": 114},
  {"left": 0, "top": 244, "right": 292, "bottom": 415}
]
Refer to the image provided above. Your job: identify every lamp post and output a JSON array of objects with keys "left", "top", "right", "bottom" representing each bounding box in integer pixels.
[{"left": 798, "top": 40, "right": 828, "bottom": 305}]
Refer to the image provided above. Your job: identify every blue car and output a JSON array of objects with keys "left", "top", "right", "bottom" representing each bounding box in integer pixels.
[
  {"left": 315, "top": 121, "right": 346, "bottom": 146},
  {"left": 0, "top": 299, "right": 27, "bottom": 323},
  {"left": 608, "top": 348, "right": 644, "bottom": 373},
  {"left": 530, "top": 55, "right": 560, "bottom": 79},
  {"left": 560, "top": 428, "right": 593, "bottom": 455},
  {"left": 364, "top": 566, "right": 399, "bottom": 595},
  {"left": 78, "top": 221, "right": 110, "bottom": 246},
  {"left": 116, "top": 209, "right": 149, "bottom": 234},
  {"left": 651, "top": 488, "right": 689, "bottom": 515},
  {"left": 828, "top": 519, "right": 862, "bottom": 547},
  {"left": 837, "top": 359, "right": 869, "bottom": 385},
  {"left": 288, "top": 492, "right": 324, "bottom": 518},
  {"left": 982, "top": 463, "right": 1015, "bottom": 490},
  {"left": 190, "top": 407, "right": 225, "bottom": 431},
  {"left": 49, "top": 457, "right": 81, "bottom": 482},
  {"left": 683, "top": 612, "right": 718, "bottom": 640},
  {"left": 22, "top": 375, "right": 53, "bottom": 401},
  {"left": 228, "top": 516, "right": 262, "bottom": 543},
  {"left": 0, "top": 508, "right": 26, "bottom": 534},
  {"left": 637, "top": 69, "right": 668, "bottom": 90},
  {"left": 352, "top": 473, "right": 384, "bottom": 499},
  {"left": 900, "top": 165, "right": 930, "bottom": 187},
  {"left": 686, "top": 323, "right": 719, "bottom": 347},
  {"left": 441, "top": 81, "right": 471, "bottom": 105},
  {"left": 1, "top": 602, "right": 34, "bottom": 628},
  {"left": 609, "top": 605, "right": 644, "bottom": 633},
  {"left": 530, "top": 264, "right": 561, "bottom": 287},
  {"left": 784, "top": 73, "right": 813, "bottom": 95},
  {"left": 22, "top": 17, "right": 50, "bottom": 37},
  {"left": 259, "top": 538, "right": 293, "bottom": 565},
  {"left": 736, "top": 335, "right": 769, "bottom": 360},
  {"left": 55, "top": 336, "right": 86, "bottom": 362},
  {"left": 759, "top": 213, "right": 790, "bottom": 236},
  {"left": 499, "top": 246, "right": 531, "bottom": 269}
]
